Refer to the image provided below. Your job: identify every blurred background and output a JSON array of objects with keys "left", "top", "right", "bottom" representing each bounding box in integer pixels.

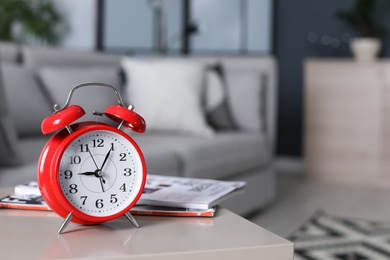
[
  {"left": 3, "top": 0, "right": 390, "bottom": 245},
  {"left": 4, "top": 0, "right": 389, "bottom": 160}
]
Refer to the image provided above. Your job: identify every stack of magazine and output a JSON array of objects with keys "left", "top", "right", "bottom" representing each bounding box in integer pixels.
[{"left": 0, "top": 175, "right": 245, "bottom": 217}]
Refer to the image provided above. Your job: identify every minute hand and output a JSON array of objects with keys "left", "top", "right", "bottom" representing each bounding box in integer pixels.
[{"left": 99, "top": 148, "right": 112, "bottom": 171}]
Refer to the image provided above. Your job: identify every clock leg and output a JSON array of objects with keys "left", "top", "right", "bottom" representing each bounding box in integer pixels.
[
  {"left": 125, "top": 212, "right": 139, "bottom": 228},
  {"left": 58, "top": 212, "right": 73, "bottom": 234}
]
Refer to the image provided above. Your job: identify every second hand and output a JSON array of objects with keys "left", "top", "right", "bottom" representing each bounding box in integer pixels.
[{"left": 88, "top": 149, "right": 106, "bottom": 188}]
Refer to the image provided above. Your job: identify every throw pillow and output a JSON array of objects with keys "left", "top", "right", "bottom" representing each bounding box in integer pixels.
[
  {"left": 205, "top": 64, "right": 238, "bottom": 130},
  {"left": 38, "top": 67, "right": 122, "bottom": 123},
  {"left": 224, "top": 68, "right": 266, "bottom": 132},
  {"left": 0, "top": 64, "right": 22, "bottom": 165},
  {"left": 205, "top": 65, "right": 224, "bottom": 112},
  {"left": 1, "top": 64, "right": 53, "bottom": 136},
  {"left": 121, "top": 58, "right": 214, "bottom": 137}
]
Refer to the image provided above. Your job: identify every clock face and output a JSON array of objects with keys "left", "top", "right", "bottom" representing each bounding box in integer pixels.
[{"left": 58, "top": 129, "right": 144, "bottom": 217}]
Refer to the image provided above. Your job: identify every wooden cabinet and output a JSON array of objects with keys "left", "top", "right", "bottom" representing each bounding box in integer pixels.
[{"left": 304, "top": 59, "right": 390, "bottom": 187}]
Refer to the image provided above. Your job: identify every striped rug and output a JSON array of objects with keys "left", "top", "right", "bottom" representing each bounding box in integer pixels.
[{"left": 288, "top": 211, "right": 390, "bottom": 260}]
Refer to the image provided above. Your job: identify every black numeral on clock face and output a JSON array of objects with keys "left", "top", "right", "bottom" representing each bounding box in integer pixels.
[
  {"left": 110, "top": 194, "right": 118, "bottom": 203},
  {"left": 79, "top": 144, "right": 89, "bottom": 152},
  {"left": 124, "top": 168, "right": 132, "bottom": 176},
  {"left": 119, "top": 153, "right": 127, "bottom": 161},
  {"left": 69, "top": 184, "right": 78, "bottom": 194},
  {"left": 70, "top": 156, "right": 81, "bottom": 164},
  {"left": 64, "top": 170, "right": 73, "bottom": 179},
  {"left": 80, "top": 196, "right": 87, "bottom": 205},
  {"left": 92, "top": 138, "right": 104, "bottom": 147},
  {"left": 119, "top": 183, "right": 126, "bottom": 192},
  {"left": 95, "top": 199, "right": 104, "bottom": 209}
]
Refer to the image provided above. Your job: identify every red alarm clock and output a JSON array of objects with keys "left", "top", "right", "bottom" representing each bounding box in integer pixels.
[{"left": 37, "top": 83, "right": 147, "bottom": 234}]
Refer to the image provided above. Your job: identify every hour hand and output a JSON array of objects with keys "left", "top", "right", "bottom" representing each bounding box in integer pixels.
[
  {"left": 78, "top": 171, "right": 106, "bottom": 184},
  {"left": 78, "top": 171, "right": 96, "bottom": 176}
]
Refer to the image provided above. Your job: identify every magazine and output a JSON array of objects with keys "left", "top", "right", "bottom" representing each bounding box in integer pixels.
[
  {"left": 15, "top": 181, "right": 41, "bottom": 196},
  {"left": 3, "top": 175, "right": 245, "bottom": 215},
  {"left": 131, "top": 205, "right": 216, "bottom": 217},
  {"left": 0, "top": 194, "right": 216, "bottom": 217},
  {"left": 13, "top": 175, "right": 246, "bottom": 210},
  {"left": 138, "top": 175, "right": 246, "bottom": 210},
  {"left": 0, "top": 194, "right": 50, "bottom": 211}
]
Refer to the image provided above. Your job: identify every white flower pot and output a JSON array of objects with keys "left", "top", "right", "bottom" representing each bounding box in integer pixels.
[{"left": 350, "top": 38, "right": 381, "bottom": 62}]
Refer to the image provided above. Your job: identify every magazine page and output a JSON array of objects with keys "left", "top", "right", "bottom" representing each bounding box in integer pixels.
[
  {"left": 138, "top": 175, "right": 246, "bottom": 210},
  {"left": 130, "top": 205, "right": 215, "bottom": 217},
  {"left": 0, "top": 194, "right": 215, "bottom": 217},
  {"left": 0, "top": 194, "right": 50, "bottom": 211},
  {"left": 10, "top": 174, "right": 246, "bottom": 212},
  {"left": 15, "top": 181, "right": 40, "bottom": 196}
]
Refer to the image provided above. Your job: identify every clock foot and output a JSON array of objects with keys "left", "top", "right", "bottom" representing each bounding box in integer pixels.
[
  {"left": 58, "top": 212, "right": 73, "bottom": 234},
  {"left": 125, "top": 212, "right": 139, "bottom": 228}
]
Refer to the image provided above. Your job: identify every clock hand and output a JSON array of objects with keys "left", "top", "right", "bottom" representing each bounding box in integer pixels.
[
  {"left": 78, "top": 170, "right": 106, "bottom": 183},
  {"left": 95, "top": 170, "right": 106, "bottom": 184},
  {"left": 99, "top": 148, "right": 112, "bottom": 171},
  {"left": 93, "top": 148, "right": 111, "bottom": 190},
  {"left": 78, "top": 171, "right": 105, "bottom": 191},
  {"left": 98, "top": 176, "right": 105, "bottom": 192},
  {"left": 88, "top": 148, "right": 107, "bottom": 184},
  {"left": 78, "top": 171, "right": 97, "bottom": 176},
  {"left": 78, "top": 170, "right": 106, "bottom": 184},
  {"left": 88, "top": 149, "right": 99, "bottom": 169}
]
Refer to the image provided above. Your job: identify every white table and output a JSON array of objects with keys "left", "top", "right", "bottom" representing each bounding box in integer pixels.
[{"left": 0, "top": 187, "right": 293, "bottom": 259}]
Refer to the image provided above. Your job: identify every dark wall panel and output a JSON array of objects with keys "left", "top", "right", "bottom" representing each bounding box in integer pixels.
[{"left": 275, "top": 0, "right": 355, "bottom": 157}]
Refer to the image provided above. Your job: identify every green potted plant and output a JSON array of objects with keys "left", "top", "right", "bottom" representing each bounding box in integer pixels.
[
  {"left": 0, "top": 0, "right": 63, "bottom": 45},
  {"left": 336, "top": 0, "right": 390, "bottom": 62}
]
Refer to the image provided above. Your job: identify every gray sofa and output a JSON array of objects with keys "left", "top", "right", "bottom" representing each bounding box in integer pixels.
[{"left": 0, "top": 42, "right": 277, "bottom": 216}]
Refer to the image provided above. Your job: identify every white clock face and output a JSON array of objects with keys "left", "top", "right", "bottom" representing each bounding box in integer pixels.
[{"left": 58, "top": 130, "right": 144, "bottom": 217}]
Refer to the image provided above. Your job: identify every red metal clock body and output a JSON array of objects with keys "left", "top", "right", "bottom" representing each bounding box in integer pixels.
[{"left": 36, "top": 83, "right": 146, "bottom": 233}]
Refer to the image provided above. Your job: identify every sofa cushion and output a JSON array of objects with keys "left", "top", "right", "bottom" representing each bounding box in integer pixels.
[
  {"left": 0, "top": 63, "right": 22, "bottom": 166},
  {"left": 38, "top": 66, "right": 121, "bottom": 123},
  {"left": 224, "top": 68, "right": 266, "bottom": 132},
  {"left": 126, "top": 133, "right": 181, "bottom": 177},
  {"left": 1, "top": 64, "right": 53, "bottom": 136},
  {"left": 0, "top": 115, "right": 21, "bottom": 166},
  {"left": 0, "top": 62, "right": 21, "bottom": 165},
  {"left": 0, "top": 42, "right": 19, "bottom": 64},
  {"left": 16, "top": 136, "right": 50, "bottom": 165},
  {"left": 131, "top": 132, "right": 270, "bottom": 180},
  {"left": 121, "top": 58, "right": 214, "bottom": 137},
  {"left": 0, "top": 136, "right": 49, "bottom": 186}
]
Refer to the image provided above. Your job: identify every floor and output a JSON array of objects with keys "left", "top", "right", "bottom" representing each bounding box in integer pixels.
[{"left": 248, "top": 173, "right": 390, "bottom": 239}]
